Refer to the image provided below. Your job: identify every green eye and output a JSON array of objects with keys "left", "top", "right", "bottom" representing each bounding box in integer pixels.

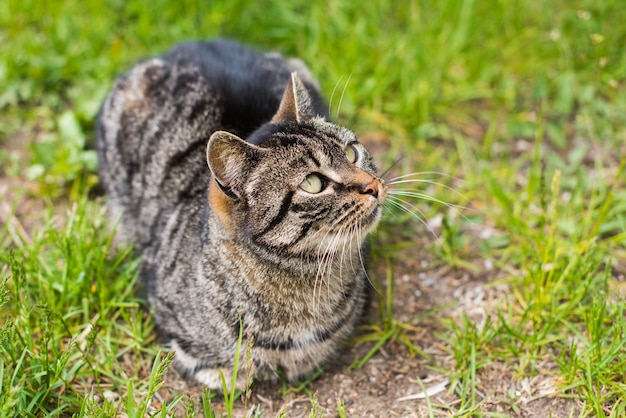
[
  {"left": 345, "top": 144, "right": 358, "bottom": 163},
  {"left": 300, "top": 173, "right": 324, "bottom": 194}
]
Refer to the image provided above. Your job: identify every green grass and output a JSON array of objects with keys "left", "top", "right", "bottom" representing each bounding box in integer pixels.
[{"left": 2, "top": 0, "right": 626, "bottom": 416}]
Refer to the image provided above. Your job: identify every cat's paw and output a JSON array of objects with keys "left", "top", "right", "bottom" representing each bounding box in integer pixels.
[
  {"left": 170, "top": 339, "right": 249, "bottom": 392},
  {"left": 192, "top": 367, "right": 249, "bottom": 392}
]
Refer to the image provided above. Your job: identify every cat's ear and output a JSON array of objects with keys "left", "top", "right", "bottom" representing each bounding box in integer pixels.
[
  {"left": 207, "top": 131, "right": 264, "bottom": 198},
  {"left": 271, "top": 72, "right": 316, "bottom": 123}
]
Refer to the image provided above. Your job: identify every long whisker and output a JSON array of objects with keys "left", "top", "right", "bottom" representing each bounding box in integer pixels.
[
  {"left": 328, "top": 225, "right": 347, "bottom": 302},
  {"left": 319, "top": 224, "right": 344, "bottom": 299},
  {"left": 315, "top": 249, "right": 329, "bottom": 313},
  {"left": 338, "top": 224, "right": 350, "bottom": 290},
  {"left": 385, "top": 196, "right": 443, "bottom": 245},
  {"left": 336, "top": 73, "right": 352, "bottom": 119},
  {"left": 328, "top": 75, "right": 344, "bottom": 118},
  {"left": 388, "top": 178, "right": 452, "bottom": 187},
  {"left": 387, "top": 171, "right": 462, "bottom": 182},
  {"left": 311, "top": 212, "right": 359, "bottom": 313},
  {"left": 387, "top": 190, "right": 469, "bottom": 212},
  {"left": 385, "top": 196, "right": 428, "bottom": 226},
  {"left": 356, "top": 219, "right": 374, "bottom": 290},
  {"left": 331, "top": 222, "right": 346, "bottom": 297},
  {"left": 313, "top": 227, "right": 336, "bottom": 314},
  {"left": 379, "top": 157, "right": 404, "bottom": 180},
  {"left": 347, "top": 223, "right": 358, "bottom": 275},
  {"left": 327, "top": 224, "right": 349, "bottom": 300},
  {"left": 389, "top": 179, "right": 470, "bottom": 202}
]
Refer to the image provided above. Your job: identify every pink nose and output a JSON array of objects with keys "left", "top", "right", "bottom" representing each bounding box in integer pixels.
[{"left": 360, "top": 179, "right": 379, "bottom": 198}]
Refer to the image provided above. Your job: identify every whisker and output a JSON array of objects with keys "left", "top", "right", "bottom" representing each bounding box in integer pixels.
[
  {"left": 328, "top": 75, "right": 344, "bottom": 118},
  {"left": 326, "top": 225, "right": 348, "bottom": 300},
  {"left": 387, "top": 190, "right": 469, "bottom": 212},
  {"left": 339, "top": 225, "right": 351, "bottom": 298},
  {"left": 336, "top": 73, "right": 352, "bottom": 120},
  {"left": 347, "top": 224, "right": 358, "bottom": 275},
  {"left": 387, "top": 171, "right": 462, "bottom": 182},
  {"left": 380, "top": 157, "right": 404, "bottom": 180},
  {"left": 389, "top": 178, "right": 452, "bottom": 187},
  {"left": 385, "top": 196, "right": 444, "bottom": 245},
  {"left": 309, "top": 206, "right": 374, "bottom": 316},
  {"left": 356, "top": 220, "right": 374, "bottom": 290},
  {"left": 314, "top": 227, "right": 336, "bottom": 314},
  {"left": 323, "top": 227, "right": 342, "bottom": 286},
  {"left": 389, "top": 180, "right": 470, "bottom": 203},
  {"left": 385, "top": 196, "right": 428, "bottom": 225},
  {"left": 328, "top": 228, "right": 345, "bottom": 302}
]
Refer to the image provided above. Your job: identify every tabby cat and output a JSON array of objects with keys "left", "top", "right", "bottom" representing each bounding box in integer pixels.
[{"left": 96, "top": 40, "right": 386, "bottom": 389}]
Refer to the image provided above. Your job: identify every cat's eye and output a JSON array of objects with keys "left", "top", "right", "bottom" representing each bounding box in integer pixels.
[
  {"left": 345, "top": 144, "right": 358, "bottom": 164},
  {"left": 300, "top": 173, "right": 325, "bottom": 194}
]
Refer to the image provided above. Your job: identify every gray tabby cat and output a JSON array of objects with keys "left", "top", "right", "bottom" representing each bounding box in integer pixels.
[{"left": 96, "top": 40, "right": 386, "bottom": 389}]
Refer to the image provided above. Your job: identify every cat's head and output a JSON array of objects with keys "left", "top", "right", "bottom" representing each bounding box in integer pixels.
[{"left": 206, "top": 73, "right": 386, "bottom": 260}]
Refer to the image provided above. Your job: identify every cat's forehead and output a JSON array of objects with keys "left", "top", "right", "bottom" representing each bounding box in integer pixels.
[
  {"left": 244, "top": 119, "right": 368, "bottom": 181},
  {"left": 280, "top": 127, "right": 358, "bottom": 168},
  {"left": 310, "top": 119, "right": 357, "bottom": 144},
  {"left": 273, "top": 120, "right": 356, "bottom": 150}
]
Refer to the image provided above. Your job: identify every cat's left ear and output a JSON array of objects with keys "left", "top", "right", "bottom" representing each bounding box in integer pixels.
[
  {"left": 271, "top": 72, "right": 317, "bottom": 123},
  {"left": 207, "top": 131, "right": 265, "bottom": 198}
]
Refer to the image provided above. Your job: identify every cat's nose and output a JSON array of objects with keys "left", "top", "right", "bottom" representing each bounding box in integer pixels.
[{"left": 359, "top": 178, "right": 380, "bottom": 198}]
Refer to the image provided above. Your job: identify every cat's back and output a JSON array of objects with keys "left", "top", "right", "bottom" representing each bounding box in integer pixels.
[
  {"left": 159, "top": 40, "right": 325, "bottom": 137},
  {"left": 96, "top": 40, "right": 324, "bottom": 246}
]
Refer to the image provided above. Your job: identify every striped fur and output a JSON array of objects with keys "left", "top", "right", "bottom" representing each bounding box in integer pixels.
[{"left": 96, "top": 40, "right": 386, "bottom": 389}]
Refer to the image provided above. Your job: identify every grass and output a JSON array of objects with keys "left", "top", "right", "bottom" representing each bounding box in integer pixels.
[{"left": 1, "top": 0, "right": 626, "bottom": 416}]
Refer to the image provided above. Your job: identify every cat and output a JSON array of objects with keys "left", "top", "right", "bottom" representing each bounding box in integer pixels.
[{"left": 96, "top": 39, "right": 386, "bottom": 390}]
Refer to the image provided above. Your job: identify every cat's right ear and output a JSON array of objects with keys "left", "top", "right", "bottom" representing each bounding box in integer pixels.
[
  {"left": 271, "top": 72, "right": 316, "bottom": 123},
  {"left": 207, "top": 131, "right": 264, "bottom": 198}
]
